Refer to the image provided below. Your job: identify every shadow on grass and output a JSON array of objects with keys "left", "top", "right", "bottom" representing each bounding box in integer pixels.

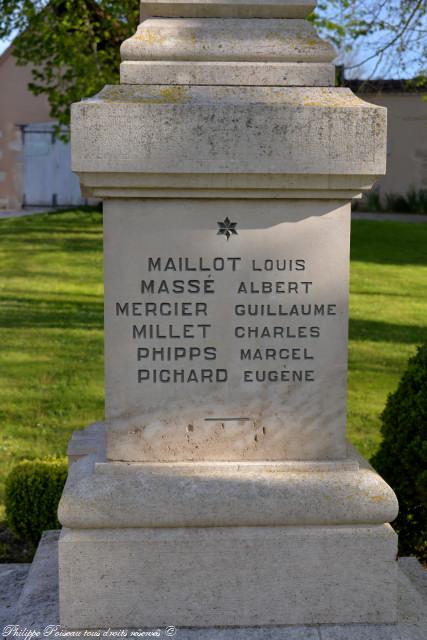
[
  {"left": 350, "top": 318, "right": 427, "bottom": 344},
  {"left": 0, "top": 232, "right": 102, "bottom": 254},
  {"left": 0, "top": 295, "right": 103, "bottom": 329},
  {"left": 0, "top": 209, "right": 103, "bottom": 258},
  {"left": 351, "top": 291, "right": 416, "bottom": 299},
  {"left": 351, "top": 220, "right": 427, "bottom": 266}
]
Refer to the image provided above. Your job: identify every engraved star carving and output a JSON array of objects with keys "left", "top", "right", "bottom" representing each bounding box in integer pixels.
[{"left": 217, "top": 217, "right": 238, "bottom": 241}]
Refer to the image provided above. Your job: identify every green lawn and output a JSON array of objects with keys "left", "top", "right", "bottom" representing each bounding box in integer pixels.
[
  {"left": 0, "top": 210, "right": 426, "bottom": 516},
  {"left": 348, "top": 221, "right": 427, "bottom": 457},
  {"left": 0, "top": 210, "right": 104, "bottom": 517}
]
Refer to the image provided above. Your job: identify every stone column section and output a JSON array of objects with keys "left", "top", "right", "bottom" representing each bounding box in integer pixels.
[{"left": 58, "top": 0, "right": 399, "bottom": 629}]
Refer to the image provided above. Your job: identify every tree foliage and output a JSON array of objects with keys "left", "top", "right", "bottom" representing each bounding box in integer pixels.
[
  {"left": 371, "top": 343, "right": 427, "bottom": 561},
  {"left": 313, "top": 0, "right": 427, "bottom": 79},
  {"left": 0, "top": 1, "right": 426, "bottom": 134},
  {"left": 0, "top": 0, "right": 139, "bottom": 135}
]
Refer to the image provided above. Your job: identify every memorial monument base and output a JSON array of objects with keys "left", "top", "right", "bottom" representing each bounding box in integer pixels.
[
  {"left": 58, "top": 427, "right": 399, "bottom": 629},
  {"left": 59, "top": 524, "right": 397, "bottom": 629},
  {"left": 6, "top": 531, "right": 427, "bottom": 639}
]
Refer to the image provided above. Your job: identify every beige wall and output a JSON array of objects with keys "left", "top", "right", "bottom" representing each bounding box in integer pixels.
[
  {"left": 361, "top": 92, "right": 427, "bottom": 199},
  {"left": 0, "top": 46, "right": 52, "bottom": 209}
]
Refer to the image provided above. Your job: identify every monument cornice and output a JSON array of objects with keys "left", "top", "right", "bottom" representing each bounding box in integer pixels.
[
  {"left": 72, "top": 85, "right": 386, "bottom": 199},
  {"left": 140, "top": 0, "right": 316, "bottom": 19},
  {"left": 76, "top": 178, "right": 378, "bottom": 200}
]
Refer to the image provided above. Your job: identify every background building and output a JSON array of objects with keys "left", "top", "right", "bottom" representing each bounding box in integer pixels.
[
  {"left": 346, "top": 80, "right": 427, "bottom": 203},
  {"left": 0, "top": 46, "right": 84, "bottom": 209}
]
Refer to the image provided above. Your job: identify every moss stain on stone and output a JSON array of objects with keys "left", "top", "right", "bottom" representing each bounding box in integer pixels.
[
  {"left": 99, "top": 85, "right": 191, "bottom": 105},
  {"left": 159, "top": 86, "right": 191, "bottom": 103},
  {"left": 135, "top": 29, "right": 166, "bottom": 47}
]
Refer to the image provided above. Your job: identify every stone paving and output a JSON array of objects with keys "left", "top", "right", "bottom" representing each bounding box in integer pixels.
[{"left": 0, "top": 563, "right": 30, "bottom": 629}]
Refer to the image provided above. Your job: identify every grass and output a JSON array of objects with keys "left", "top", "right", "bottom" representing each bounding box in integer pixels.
[
  {"left": 0, "top": 210, "right": 426, "bottom": 519},
  {"left": 348, "top": 221, "right": 427, "bottom": 457},
  {"left": 0, "top": 209, "right": 104, "bottom": 520}
]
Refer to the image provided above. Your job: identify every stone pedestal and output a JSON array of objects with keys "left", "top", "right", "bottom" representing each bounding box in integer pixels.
[
  {"left": 59, "top": 0, "right": 397, "bottom": 629},
  {"left": 60, "top": 524, "right": 397, "bottom": 628}
]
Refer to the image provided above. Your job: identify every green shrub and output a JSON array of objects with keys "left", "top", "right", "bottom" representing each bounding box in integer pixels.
[
  {"left": 354, "top": 189, "right": 382, "bottom": 212},
  {"left": 384, "top": 192, "right": 411, "bottom": 213},
  {"left": 354, "top": 188, "right": 427, "bottom": 214},
  {"left": 405, "top": 188, "right": 427, "bottom": 214},
  {"left": 5, "top": 459, "right": 67, "bottom": 547},
  {"left": 365, "top": 189, "right": 382, "bottom": 212},
  {"left": 371, "top": 344, "right": 427, "bottom": 561}
]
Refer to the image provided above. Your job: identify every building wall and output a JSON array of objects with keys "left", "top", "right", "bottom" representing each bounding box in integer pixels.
[
  {"left": 359, "top": 92, "right": 427, "bottom": 199},
  {"left": 0, "top": 46, "right": 53, "bottom": 209}
]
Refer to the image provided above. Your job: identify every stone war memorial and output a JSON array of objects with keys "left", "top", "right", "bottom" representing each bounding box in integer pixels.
[{"left": 57, "top": 0, "right": 401, "bottom": 632}]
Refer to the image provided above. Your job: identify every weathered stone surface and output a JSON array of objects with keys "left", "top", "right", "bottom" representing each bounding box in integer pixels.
[
  {"left": 15, "top": 531, "right": 60, "bottom": 627},
  {"left": 102, "top": 199, "right": 350, "bottom": 461},
  {"left": 120, "top": 18, "right": 335, "bottom": 62},
  {"left": 58, "top": 451, "right": 399, "bottom": 529},
  {"left": 120, "top": 60, "right": 335, "bottom": 86},
  {"left": 72, "top": 86, "right": 386, "bottom": 179},
  {"left": 58, "top": 525, "right": 398, "bottom": 628},
  {"left": 320, "top": 563, "right": 427, "bottom": 640},
  {"left": 0, "top": 564, "right": 30, "bottom": 628},
  {"left": 140, "top": 0, "right": 317, "bottom": 19},
  {"left": 399, "top": 556, "right": 427, "bottom": 599},
  {"left": 67, "top": 421, "right": 106, "bottom": 465},
  {"left": 12, "top": 530, "right": 427, "bottom": 637}
]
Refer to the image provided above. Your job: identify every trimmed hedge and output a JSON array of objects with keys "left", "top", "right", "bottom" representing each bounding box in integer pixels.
[
  {"left": 5, "top": 459, "right": 67, "bottom": 547},
  {"left": 371, "top": 343, "right": 427, "bottom": 561}
]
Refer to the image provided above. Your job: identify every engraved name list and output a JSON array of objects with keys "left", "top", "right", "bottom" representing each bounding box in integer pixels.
[{"left": 113, "top": 255, "right": 339, "bottom": 386}]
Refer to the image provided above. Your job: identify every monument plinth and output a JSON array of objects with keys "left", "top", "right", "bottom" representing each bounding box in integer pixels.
[{"left": 58, "top": 0, "right": 399, "bottom": 629}]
